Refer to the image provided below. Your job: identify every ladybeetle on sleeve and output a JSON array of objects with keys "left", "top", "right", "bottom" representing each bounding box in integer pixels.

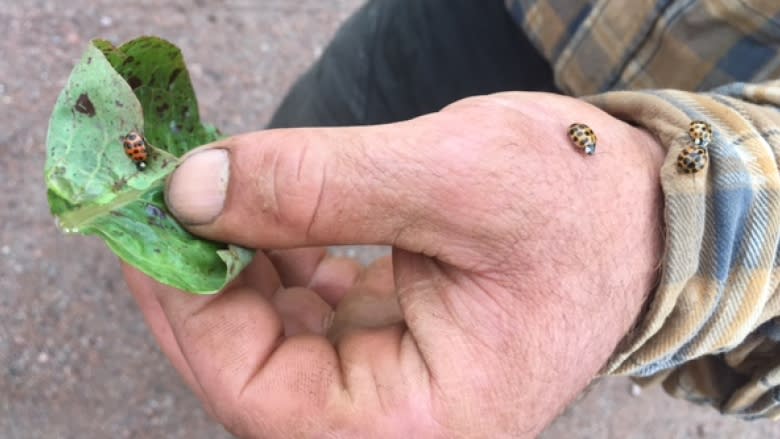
[
  {"left": 567, "top": 123, "right": 597, "bottom": 155},
  {"left": 122, "top": 132, "right": 149, "bottom": 171},
  {"left": 677, "top": 146, "right": 707, "bottom": 173},
  {"left": 688, "top": 120, "right": 712, "bottom": 148}
]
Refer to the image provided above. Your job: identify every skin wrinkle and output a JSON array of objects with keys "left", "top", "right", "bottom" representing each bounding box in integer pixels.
[
  {"left": 305, "top": 162, "right": 327, "bottom": 243},
  {"left": 415, "top": 268, "right": 530, "bottom": 432},
  {"left": 371, "top": 132, "right": 437, "bottom": 240},
  {"left": 238, "top": 141, "right": 275, "bottom": 222},
  {"left": 381, "top": 121, "right": 480, "bottom": 246},
  {"left": 393, "top": 272, "right": 451, "bottom": 421},
  {"left": 270, "top": 142, "right": 283, "bottom": 226},
  {"left": 252, "top": 338, "right": 341, "bottom": 436},
  {"left": 335, "top": 328, "right": 410, "bottom": 433},
  {"left": 389, "top": 332, "right": 438, "bottom": 435},
  {"left": 392, "top": 133, "right": 517, "bottom": 270},
  {"left": 178, "top": 306, "right": 278, "bottom": 432},
  {"left": 295, "top": 141, "right": 309, "bottom": 181},
  {"left": 344, "top": 130, "right": 411, "bottom": 244},
  {"left": 237, "top": 336, "right": 285, "bottom": 404},
  {"left": 369, "top": 329, "right": 400, "bottom": 419},
  {"left": 439, "top": 264, "right": 520, "bottom": 353}
]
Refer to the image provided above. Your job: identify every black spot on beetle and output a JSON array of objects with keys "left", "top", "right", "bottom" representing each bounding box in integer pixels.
[
  {"left": 127, "top": 76, "right": 142, "bottom": 90},
  {"left": 74, "top": 93, "right": 96, "bottom": 117},
  {"left": 115, "top": 100, "right": 124, "bottom": 108},
  {"left": 87, "top": 57, "right": 92, "bottom": 64}
]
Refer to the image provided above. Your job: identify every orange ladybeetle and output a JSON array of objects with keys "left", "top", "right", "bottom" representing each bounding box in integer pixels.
[
  {"left": 122, "top": 131, "right": 148, "bottom": 171},
  {"left": 567, "top": 123, "right": 597, "bottom": 155},
  {"left": 677, "top": 146, "right": 707, "bottom": 173},
  {"left": 688, "top": 120, "right": 712, "bottom": 148}
]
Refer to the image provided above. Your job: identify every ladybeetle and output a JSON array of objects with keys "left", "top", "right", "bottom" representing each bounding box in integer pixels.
[
  {"left": 567, "top": 123, "right": 597, "bottom": 155},
  {"left": 688, "top": 120, "right": 712, "bottom": 148},
  {"left": 677, "top": 146, "right": 707, "bottom": 174},
  {"left": 122, "top": 131, "right": 149, "bottom": 171}
]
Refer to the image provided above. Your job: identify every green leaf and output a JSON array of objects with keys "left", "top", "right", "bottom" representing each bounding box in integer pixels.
[{"left": 45, "top": 38, "right": 252, "bottom": 294}]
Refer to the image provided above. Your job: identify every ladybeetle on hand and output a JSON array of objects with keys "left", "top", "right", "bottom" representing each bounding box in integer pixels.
[
  {"left": 688, "top": 120, "right": 712, "bottom": 148},
  {"left": 122, "top": 131, "right": 149, "bottom": 171},
  {"left": 567, "top": 123, "right": 597, "bottom": 155},
  {"left": 677, "top": 146, "right": 707, "bottom": 174}
]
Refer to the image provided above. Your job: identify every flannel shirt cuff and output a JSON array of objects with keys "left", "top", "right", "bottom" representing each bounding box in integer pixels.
[{"left": 585, "top": 82, "right": 780, "bottom": 420}]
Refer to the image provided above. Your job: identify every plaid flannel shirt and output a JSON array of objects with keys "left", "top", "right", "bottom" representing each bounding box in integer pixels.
[{"left": 506, "top": 0, "right": 780, "bottom": 420}]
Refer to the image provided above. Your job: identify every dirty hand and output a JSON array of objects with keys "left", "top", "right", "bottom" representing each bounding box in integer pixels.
[{"left": 123, "top": 92, "right": 665, "bottom": 438}]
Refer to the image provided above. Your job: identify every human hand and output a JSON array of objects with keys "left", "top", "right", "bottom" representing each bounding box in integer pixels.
[{"left": 123, "top": 92, "right": 665, "bottom": 437}]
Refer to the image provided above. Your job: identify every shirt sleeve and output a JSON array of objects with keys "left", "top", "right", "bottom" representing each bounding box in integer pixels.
[{"left": 584, "top": 80, "right": 780, "bottom": 420}]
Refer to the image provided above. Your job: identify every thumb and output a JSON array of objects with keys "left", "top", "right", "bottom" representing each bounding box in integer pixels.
[{"left": 165, "top": 124, "right": 438, "bottom": 250}]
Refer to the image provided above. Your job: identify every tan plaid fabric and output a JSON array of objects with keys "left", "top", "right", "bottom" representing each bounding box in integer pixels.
[
  {"left": 507, "top": 0, "right": 780, "bottom": 94},
  {"left": 506, "top": 0, "right": 780, "bottom": 420}
]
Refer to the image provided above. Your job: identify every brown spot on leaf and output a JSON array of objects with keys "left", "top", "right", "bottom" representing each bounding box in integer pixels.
[
  {"left": 122, "top": 56, "right": 135, "bottom": 66},
  {"left": 127, "top": 76, "right": 142, "bottom": 90},
  {"left": 112, "top": 178, "right": 127, "bottom": 191},
  {"left": 156, "top": 103, "right": 170, "bottom": 115},
  {"left": 74, "top": 93, "right": 96, "bottom": 117}
]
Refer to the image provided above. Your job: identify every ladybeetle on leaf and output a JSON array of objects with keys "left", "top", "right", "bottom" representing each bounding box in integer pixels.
[
  {"left": 122, "top": 131, "right": 149, "bottom": 171},
  {"left": 567, "top": 123, "right": 597, "bottom": 155},
  {"left": 677, "top": 146, "right": 707, "bottom": 174},
  {"left": 688, "top": 120, "right": 712, "bottom": 148}
]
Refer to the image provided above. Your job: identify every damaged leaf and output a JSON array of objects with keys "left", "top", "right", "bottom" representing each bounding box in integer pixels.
[{"left": 45, "top": 38, "right": 252, "bottom": 294}]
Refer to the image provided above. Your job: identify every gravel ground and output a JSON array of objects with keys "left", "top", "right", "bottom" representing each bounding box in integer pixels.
[{"left": 1, "top": 1, "right": 778, "bottom": 437}]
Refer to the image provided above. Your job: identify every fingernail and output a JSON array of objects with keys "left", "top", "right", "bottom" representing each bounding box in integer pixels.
[{"left": 166, "top": 148, "right": 229, "bottom": 225}]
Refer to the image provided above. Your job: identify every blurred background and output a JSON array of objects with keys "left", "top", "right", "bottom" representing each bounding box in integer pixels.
[{"left": 1, "top": 1, "right": 778, "bottom": 437}]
